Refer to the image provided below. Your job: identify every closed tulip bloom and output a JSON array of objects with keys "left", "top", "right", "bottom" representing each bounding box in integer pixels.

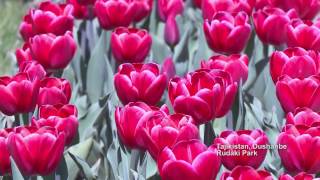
[
  {"left": 7, "top": 126, "right": 65, "bottom": 176},
  {"left": 276, "top": 75, "right": 320, "bottom": 113},
  {"left": 201, "top": 54, "right": 249, "bottom": 85},
  {"left": 67, "top": 0, "right": 95, "bottom": 19},
  {"left": 115, "top": 102, "right": 169, "bottom": 149},
  {"left": 19, "top": 61, "right": 47, "bottom": 81},
  {"left": 214, "top": 129, "right": 269, "bottom": 170},
  {"left": 202, "top": 0, "right": 255, "bottom": 21},
  {"left": 0, "top": 129, "right": 11, "bottom": 175},
  {"left": 279, "top": 172, "right": 315, "bottom": 180},
  {"left": 253, "top": 7, "right": 298, "bottom": 45},
  {"left": 168, "top": 69, "right": 237, "bottom": 124},
  {"left": 220, "top": 166, "right": 273, "bottom": 180},
  {"left": 270, "top": 47, "right": 320, "bottom": 83},
  {"left": 271, "top": 0, "right": 320, "bottom": 20},
  {"left": 136, "top": 112, "right": 199, "bottom": 159},
  {"left": 111, "top": 27, "right": 152, "bottom": 63},
  {"left": 32, "top": 104, "right": 78, "bottom": 145},
  {"left": 114, "top": 63, "right": 167, "bottom": 105},
  {"left": 19, "top": 1, "right": 74, "bottom": 41},
  {"left": 287, "top": 19, "right": 320, "bottom": 51},
  {"left": 157, "top": 139, "right": 220, "bottom": 180},
  {"left": 0, "top": 73, "right": 39, "bottom": 116},
  {"left": 164, "top": 15, "right": 180, "bottom": 47},
  {"left": 29, "top": 32, "right": 76, "bottom": 71},
  {"left": 157, "top": 0, "right": 184, "bottom": 22},
  {"left": 161, "top": 57, "right": 176, "bottom": 81},
  {"left": 131, "top": 0, "right": 153, "bottom": 22},
  {"left": 278, "top": 124, "right": 320, "bottom": 174},
  {"left": 286, "top": 108, "right": 320, "bottom": 126},
  {"left": 94, "top": 0, "right": 135, "bottom": 30},
  {"left": 38, "top": 77, "right": 72, "bottom": 106},
  {"left": 203, "top": 11, "right": 251, "bottom": 54}
]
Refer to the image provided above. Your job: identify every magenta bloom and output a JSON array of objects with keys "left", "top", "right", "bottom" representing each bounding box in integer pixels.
[{"left": 221, "top": 166, "right": 273, "bottom": 180}]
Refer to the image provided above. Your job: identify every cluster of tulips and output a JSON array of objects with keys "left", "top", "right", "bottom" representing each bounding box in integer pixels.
[{"left": 1, "top": 0, "right": 320, "bottom": 179}]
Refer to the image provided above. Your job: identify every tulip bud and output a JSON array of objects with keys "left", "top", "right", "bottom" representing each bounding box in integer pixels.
[
  {"left": 114, "top": 63, "right": 167, "bottom": 105},
  {"left": 271, "top": 0, "right": 320, "bottom": 20},
  {"left": 7, "top": 126, "right": 65, "bottom": 176},
  {"left": 203, "top": 11, "right": 251, "bottom": 54},
  {"left": 157, "top": 0, "right": 184, "bottom": 22},
  {"left": 29, "top": 32, "right": 76, "bottom": 71},
  {"left": 0, "top": 129, "right": 11, "bottom": 175},
  {"left": 286, "top": 108, "right": 320, "bottom": 126},
  {"left": 38, "top": 77, "right": 72, "bottom": 106},
  {"left": 32, "top": 104, "right": 78, "bottom": 145},
  {"left": 0, "top": 73, "right": 40, "bottom": 116},
  {"left": 19, "top": 61, "right": 47, "bottom": 81},
  {"left": 168, "top": 69, "right": 237, "bottom": 124},
  {"left": 111, "top": 27, "right": 152, "bottom": 63},
  {"left": 287, "top": 19, "right": 320, "bottom": 51},
  {"left": 115, "top": 102, "right": 169, "bottom": 149},
  {"left": 270, "top": 47, "right": 320, "bottom": 83},
  {"left": 253, "top": 7, "right": 298, "bottom": 45},
  {"left": 279, "top": 172, "right": 315, "bottom": 180},
  {"left": 201, "top": 54, "right": 249, "bottom": 85},
  {"left": 276, "top": 75, "right": 320, "bottom": 113},
  {"left": 19, "top": 1, "right": 74, "bottom": 41},
  {"left": 214, "top": 129, "right": 269, "bottom": 170},
  {"left": 15, "top": 43, "right": 32, "bottom": 66},
  {"left": 136, "top": 113, "right": 199, "bottom": 159},
  {"left": 202, "top": 0, "right": 255, "bottom": 21},
  {"left": 164, "top": 15, "right": 180, "bottom": 48},
  {"left": 220, "top": 166, "right": 272, "bottom": 180},
  {"left": 161, "top": 57, "right": 176, "bottom": 81},
  {"left": 157, "top": 139, "right": 221, "bottom": 180},
  {"left": 278, "top": 124, "right": 320, "bottom": 174}
]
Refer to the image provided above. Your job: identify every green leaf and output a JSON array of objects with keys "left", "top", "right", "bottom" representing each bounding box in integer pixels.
[
  {"left": 55, "top": 156, "right": 68, "bottom": 180},
  {"left": 68, "top": 152, "right": 96, "bottom": 180},
  {"left": 10, "top": 157, "right": 24, "bottom": 180}
]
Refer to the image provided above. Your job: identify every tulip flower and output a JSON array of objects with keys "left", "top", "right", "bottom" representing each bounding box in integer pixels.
[
  {"left": 161, "top": 57, "right": 176, "bottom": 81},
  {"left": 19, "top": 61, "right": 47, "bottom": 81},
  {"left": 7, "top": 126, "right": 65, "bottom": 176},
  {"left": 19, "top": 1, "right": 74, "bottom": 41},
  {"left": 279, "top": 172, "right": 315, "bottom": 180},
  {"left": 271, "top": 0, "right": 320, "bottom": 20},
  {"left": 203, "top": 11, "right": 251, "bottom": 54},
  {"left": 276, "top": 75, "right": 320, "bottom": 112},
  {"left": 202, "top": 0, "right": 255, "bottom": 21},
  {"left": 220, "top": 166, "right": 273, "bottom": 180},
  {"left": 253, "top": 7, "right": 298, "bottom": 45},
  {"left": 115, "top": 102, "right": 169, "bottom": 148},
  {"left": 164, "top": 15, "right": 180, "bottom": 47},
  {"left": 201, "top": 54, "right": 249, "bottom": 85},
  {"left": 286, "top": 108, "right": 320, "bottom": 126},
  {"left": 157, "top": 139, "right": 221, "bottom": 180},
  {"left": 278, "top": 124, "right": 320, "bottom": 174},
  {"left": 111, "top": 27, "right": 152, "bottom": 63},
  {"left": 255, "top": 0, "right": 272, "bottom": 10},
  {"left": 0, "top": 129, "right": 11, "bottom": 175},
  {"left": 136, "top": 113, "right": 199, "bottom": 159},
  {"left": 15, "top": 43, "right": 32, "bottom": 66},
  {"left": 38, "top": 77, "right": 72, "bottom": 106},
  {"left": 214, "top": 129, "right": 269, "bottom": 170},
  {"left": 0, "top": 73, "right": 40, "bottom": 116},
  {"left": 270, "top": 47, "right": 320, "bottom": 83},
  {"left": 32, "top": 104, "right": 78, "bottom": 145},
  {"left": 157, "top": 0, "right": 184, "bottom": 22},
  {"left": 287, "top": 19, "right": 320, "bottom": 51},
  {"left": 67, "top": 0, "right": 95, "bottom": 19},
  {"left": 168, "top": 69, "right": 237, "bottom": 124},
  {"left": 193, "top": 0, "right": 202, "bottom": 8},
  {"left": 29, "top": 32, "right": 76, "bottom": 71},
  {"left": 95, "top": 0, "right": 150, "bottom": 30},
  {"left": 114, "top": 63, "right": 167, "bottom": 105}
]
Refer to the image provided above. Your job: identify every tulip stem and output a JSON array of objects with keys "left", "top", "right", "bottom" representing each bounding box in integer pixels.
[
  {"left": 129, "top": 149, "right": 144, "bottom": 180},
  {"left": 14, "top": 114, "right": 20, "bottom": 126},
  {"left": 204, "top": 122, "right": 215, "bottom": 146},
  {"left": 22, "top": 113, "right": 29, "bottom": 125},
  {"left": 263, "top": 44, "right": 269, "bottom": 59}
]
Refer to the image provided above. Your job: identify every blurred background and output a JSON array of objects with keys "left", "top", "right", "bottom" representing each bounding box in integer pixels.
[{"left": 0, "top": 0, "right": 29, "bottom": 75}]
